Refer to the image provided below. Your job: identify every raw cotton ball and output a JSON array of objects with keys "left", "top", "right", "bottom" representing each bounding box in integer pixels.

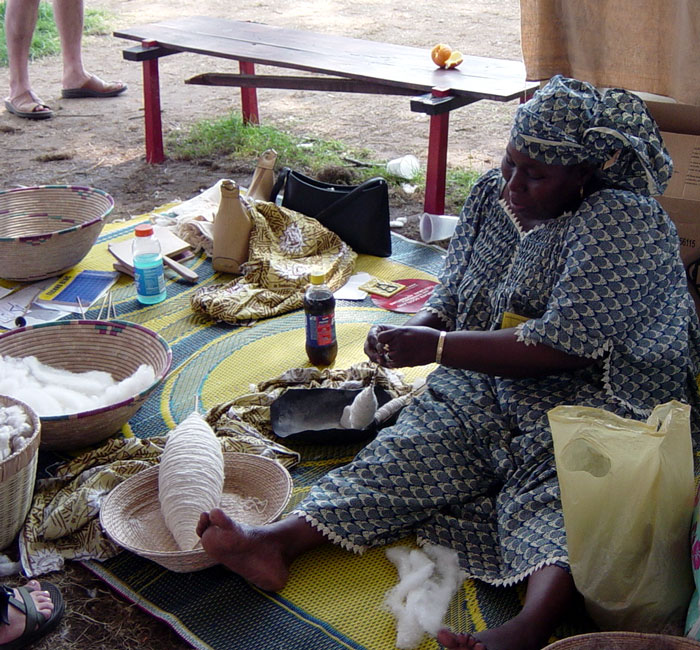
[
  {"left": 158, "top": 411, "right": 225, "bottom": 551},
  {"left": 339, "top": 405, "right": 353, "bottom": 429},
  {"left": 0, "top": 355, "right": 155, "bottom": 416},
  {"left": 348, "top": 386, "right": 378, "bottom": 430},
  {"left": 384, "top": 544, "right": 466, "bottom": 649},
  {"left": 0, "top": 427, "right": 11, "bottom": 461},
  {"left": 0, "top": 404, "right": 33, "bottom": 461}
]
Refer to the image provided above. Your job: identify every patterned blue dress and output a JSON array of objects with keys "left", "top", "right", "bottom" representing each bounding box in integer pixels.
[{"left": 293, "top": 169, "right": 700, "bottom": 586}]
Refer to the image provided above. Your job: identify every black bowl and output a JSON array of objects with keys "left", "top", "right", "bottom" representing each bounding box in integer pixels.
[{"left": 270, "top": 386, "right": 394, "bottom": 444}]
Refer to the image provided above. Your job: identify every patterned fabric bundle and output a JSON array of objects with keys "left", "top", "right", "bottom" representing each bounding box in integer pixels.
[
  {"left": 191, "top": 201, "right": 356, "bottom": 323},
  {"left": 511, "top": 75, "right": 673, "bottom": 196}
]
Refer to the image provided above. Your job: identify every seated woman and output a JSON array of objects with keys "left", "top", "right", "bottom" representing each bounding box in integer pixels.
[{"left": 196, "top": 76, "right": 700, "bottom": 650}]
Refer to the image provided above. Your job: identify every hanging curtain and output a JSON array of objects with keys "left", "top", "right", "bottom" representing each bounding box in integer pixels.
[{"left": 520, "top": 0, "right": 700, "bottom": 105}]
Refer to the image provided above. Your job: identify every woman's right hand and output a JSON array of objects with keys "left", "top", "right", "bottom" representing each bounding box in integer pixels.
[
  {"left": 364, "top": 324, "right": 395, "bottom": 365},
  {"left": 365, "top": 324, "right": 442, "bottom": 368}
]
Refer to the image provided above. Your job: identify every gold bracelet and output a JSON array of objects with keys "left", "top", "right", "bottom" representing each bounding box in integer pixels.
[{"left": 435, "top": 330, "right": 447, "bottom": 364}]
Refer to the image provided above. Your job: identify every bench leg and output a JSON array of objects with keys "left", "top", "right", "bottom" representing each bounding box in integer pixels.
[
  {"left": 424, "top": 100, "right": 449, "bottom": 215},
  {"left": 142, "top": 48, "right": 164, "bottom": 164},
  {"left": 239, "top": 61, "right": 259, "bottom": 125}
]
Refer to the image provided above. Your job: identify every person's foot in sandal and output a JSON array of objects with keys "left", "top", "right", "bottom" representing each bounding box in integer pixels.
[
  {"left": 61, "top": 73, "right": 126, "bottom": 99},
  {"left": 4, "top": 90, "right": 53, "bottom": 120},
  {"left": 0, "top": 580, "right": 64, "bottom": 649}
]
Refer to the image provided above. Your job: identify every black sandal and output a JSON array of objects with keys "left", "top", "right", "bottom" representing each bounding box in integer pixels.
[{"left": 0, "top": 582, "right": 64, "bottom": 649}]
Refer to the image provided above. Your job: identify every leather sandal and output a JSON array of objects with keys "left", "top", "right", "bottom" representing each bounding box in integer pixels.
[
  {"left": 0, "top": 581, "right": 64, "bottom": 649},
  {"left": 61, "top": 75, "right": 127, "bottom": 98},
  {"left": 4, "top": 92, "right": 53, "bottom": 120}
]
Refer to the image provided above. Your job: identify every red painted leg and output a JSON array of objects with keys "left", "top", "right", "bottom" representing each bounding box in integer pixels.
[
  {"left": 142, "top": 40, "right": 164, "bottom": 164},
  {"left": 239, "top": 61, "right": 259, "bottom": 125},
  {"left": 424, "top": 89, "right": 451, "bottom": 215}
]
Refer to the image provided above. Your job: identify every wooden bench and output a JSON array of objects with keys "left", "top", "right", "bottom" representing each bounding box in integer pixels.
[{"left": 114, "top": 17, "right": 537, "bottom": 215}]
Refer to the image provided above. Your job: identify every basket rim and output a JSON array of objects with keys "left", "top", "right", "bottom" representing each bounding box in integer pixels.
[
  {"left": 100, "top": 452, "right": 293, "bottom": 560},
  {"left": 0, "top": 319, "right": 172, "bottom": 421},
  {"left": 0, "top": 185, "right": 114, "bottom": 242},
  {"left": 543, "top": 632, "right": 700, "bottom": 649}
]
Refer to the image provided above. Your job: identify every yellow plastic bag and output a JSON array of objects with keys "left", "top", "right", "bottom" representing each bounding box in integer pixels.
[{"left": 549, "top": 401, "right": 695, "bottom": 634}]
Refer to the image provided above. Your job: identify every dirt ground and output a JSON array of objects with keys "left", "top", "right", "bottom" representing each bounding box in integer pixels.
[{"left": 0, "top": 1, "right": 524, "bottom": 647}]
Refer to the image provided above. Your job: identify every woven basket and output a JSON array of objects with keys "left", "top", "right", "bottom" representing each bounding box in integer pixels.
[
  {"left": 0, "top": 320, "right": 172, "bottom": 450},
  {"left": 544, "top": 632, "right": 700, "bottom": 649},
  {"left": 0, "top": 395, "right": 41, "bottom": 551},
  {"left": 0, "top": 185, "right": 113, "bottom": 282},
  {"left": 100, "top": 452, "right": 293, "bottom": 572}
]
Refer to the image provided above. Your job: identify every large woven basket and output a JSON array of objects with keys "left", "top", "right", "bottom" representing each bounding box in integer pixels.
[
  {"left": 100, "top": 452, "right": 293, "bottom": 572},
  {"left": 0, "top": 320, "right": 172, "bottom": 450},
  {"left": 0, "top": 185, "right": 113, "bottom": 282},
  {"left": 0, "top": 395, "right": 41, "bottom": 551},
  {"left": 544, "top": 632, "right": 700, "bottom": 649}
]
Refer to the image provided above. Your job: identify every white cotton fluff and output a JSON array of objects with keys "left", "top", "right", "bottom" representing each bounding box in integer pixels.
[
  {"left": 158, "top": 411, "right": 225, "bottom": 551},
  {"left": 0, "top": 405, "right": 33, "bottom": 461},
  {"left": 339, "top": 386, "right": 378, "bottom": 430},
  {"left": 384, "top": 544, "right": 467, "bottom": 650},
  {"left": 0, "top": 355, "right": 155, "bottom": 416}
]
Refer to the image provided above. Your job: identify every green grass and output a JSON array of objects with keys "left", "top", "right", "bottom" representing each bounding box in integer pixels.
[
  {"left": 0, "top": 1, "right": 111, "bottom": 66},
  {"left": 168, "top": 112, "right": 479, "bottom": 210}
]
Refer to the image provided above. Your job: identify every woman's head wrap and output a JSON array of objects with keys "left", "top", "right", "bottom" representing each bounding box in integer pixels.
[{"left": 510, "top": 75, "right": 672, "bottom": 196}]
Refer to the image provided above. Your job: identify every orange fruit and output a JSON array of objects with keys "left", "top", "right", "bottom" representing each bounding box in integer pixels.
[
  {"left": 444, "top": 50, "right": 463, "bottom": 69},
  {"left": 431, "top": 44, "right": 452, "bottom": 67}
]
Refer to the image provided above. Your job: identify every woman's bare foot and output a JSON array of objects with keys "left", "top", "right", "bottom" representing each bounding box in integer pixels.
[
  {"left": 197, "top": 508, "right": 292, "bottom": 591},
  {"left": 0, "top": 580, "right": 54, "bottom": 645},
  {"left": 437, "top": 629, "right": 487, "bottom": 649},
  {"left": 436, "top": 616, "right": 550, "bottom": 650}
]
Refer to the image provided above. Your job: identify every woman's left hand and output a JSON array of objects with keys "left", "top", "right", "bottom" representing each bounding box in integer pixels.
[{"left": 375, "top": 326, "right": 442, "bottom": 368}]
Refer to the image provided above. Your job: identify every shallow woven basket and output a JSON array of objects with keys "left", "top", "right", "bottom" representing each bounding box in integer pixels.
[
  {"left": 0, "top": 395, "right": 41, "bottom": 551},
  {"left": 0, "top": 320, "right": 172, "bottom": 450},
  {"left": 100, "top": 452, "right": 293, "bottom": 572},
  {"left": 0, "top": 185, "right": 113, "bottom": 282},
  {"left": 544, "top": 632, "right": 700, "bottom": 649}
]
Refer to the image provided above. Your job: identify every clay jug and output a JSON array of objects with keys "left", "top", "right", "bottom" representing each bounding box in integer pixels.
[
  {"left": 212, "top": 180, "right": 252, "bottom": 274},
  {"left": 246, "top": 149, "right": 277, "bottom": 201}
]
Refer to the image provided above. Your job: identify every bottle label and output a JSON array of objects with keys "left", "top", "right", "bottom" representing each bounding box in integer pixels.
[
  {"left": 306, "top": 313, "right": 336, "bottom": 346},
  {"left": 134, "top": 260, "right": 166, "bottom": 296}
]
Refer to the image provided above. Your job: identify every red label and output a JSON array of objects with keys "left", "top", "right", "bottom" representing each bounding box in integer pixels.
[{"left": 306, "top": 313, "right": 336, "bottom": 346}]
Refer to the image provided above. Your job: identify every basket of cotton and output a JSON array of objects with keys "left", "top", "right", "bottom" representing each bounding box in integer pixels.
[
  {"left": 0, "top": 320, "right": 172, "bottom": 450},
  {"left": 0, "top": 185, "right": 113, "bottom": 282},
  {"left": 0, "top": 395, "right": 41, "bottom": 550},
  {"left": 100, "top": 451, "right": 292, "bottom": 572}
]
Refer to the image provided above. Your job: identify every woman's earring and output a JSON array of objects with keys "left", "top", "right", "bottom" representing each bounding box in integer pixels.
[{"left": 579, "top": 185, "right": 585, "bottom": 199}]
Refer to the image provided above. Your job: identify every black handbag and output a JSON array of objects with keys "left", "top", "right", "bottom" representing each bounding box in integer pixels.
[{"left": 269, "top": 168, "right": 392, "bottom": 257}]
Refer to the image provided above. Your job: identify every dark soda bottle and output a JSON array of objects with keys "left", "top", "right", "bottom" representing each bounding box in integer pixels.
[{"left": 304, "top": 272, "right": 338, "bottom": 366}]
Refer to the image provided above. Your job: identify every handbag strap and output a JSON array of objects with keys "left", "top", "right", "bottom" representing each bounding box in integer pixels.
[
  {"left": 269, "top": 167, "right": 291, "bottom": 203},
  {"left": 315, "top": 177, "right": 387, "bottom": 222}
]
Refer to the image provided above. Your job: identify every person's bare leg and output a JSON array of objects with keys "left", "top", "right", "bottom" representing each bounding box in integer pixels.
[
  {"left": 4, "top": 0, "right": 50, "bottom": 113},
  {"left": 436, "top": 565, "right": 577, "bottom": 650},
  {"left": 197, "top": 508, "right": 327, "bottom": 591},
  {"left": 54, "top": 0, "right": 124, "bottom": 94},
  {"left": 0, "top": 580, "right": 54, "bottom": 645}
]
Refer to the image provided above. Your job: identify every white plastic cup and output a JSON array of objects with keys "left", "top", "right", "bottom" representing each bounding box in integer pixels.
[
  {"left": 420, "top": 213, "right": 459, "bottom": 242},
  {"left": 386, "top": 154, "right": 420, "bottom": 179}
]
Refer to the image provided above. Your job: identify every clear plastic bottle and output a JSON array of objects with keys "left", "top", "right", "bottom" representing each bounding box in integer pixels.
[
  {"left": 133, "top": 223, "right": 166, "bottom": 304},
  {"left": 304, "top": 272, "right": 337, "bottom": 366}
]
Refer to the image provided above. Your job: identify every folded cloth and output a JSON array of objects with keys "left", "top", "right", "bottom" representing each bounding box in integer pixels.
[{"left": 190, "top": 200, "right": 356, "bottom": 323}]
